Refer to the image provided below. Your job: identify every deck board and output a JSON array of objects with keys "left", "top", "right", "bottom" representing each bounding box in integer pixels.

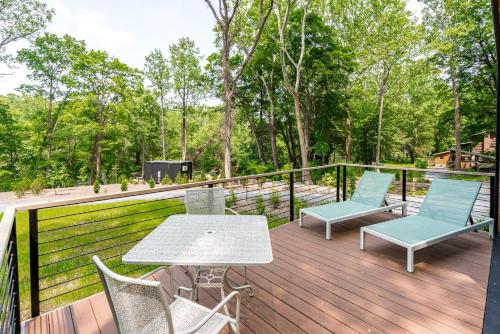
[{"left": 21, "top": 213, "right": 492, "bottom": 334}]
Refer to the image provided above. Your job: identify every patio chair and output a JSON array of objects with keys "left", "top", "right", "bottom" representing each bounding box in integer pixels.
[
  {"left": 360, "top": 179, "right": 494, "bottom": 272},
  {"left": 185, "top": 188, "right": 247, "bottom": 300},
  {"left": 185, "top": 188, "right": 239, "bottom": 215},
  {"left": 300, "top": 171, "right": 407, "bottom": 240},
  {"left": 93, "top": 255, "right": 241, "bottom": 334}
]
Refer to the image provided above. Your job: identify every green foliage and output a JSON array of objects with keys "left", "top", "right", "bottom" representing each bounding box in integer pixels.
[
  {"left": 148, "top": 177, "right": 155, "bottom": 188},
  {"left": 415, "top": 159, "right": 428, "bottom": 170},
  {"left": 270, "top": 190, "right": 280, "bottom": 209},
  {"left": 225, "top": 190, "right": 237, "bottom": 208},
  {"left": 255, "top": 195, "right": 265, "bottom": 215},
  {"left": 240, "top": 178, "right": 248, "bottom": 187},
  {"left": 93, "top": 180, "right": 100, "bottom": 194},
  {"left": 161, "top": 175, "right": 172, "bottom": 185},
  {"left": 0, "top": 0, "right": 54, "bottom": 64},
  {"left": 281, "top": 163, "right": 293, "bottom": 185},
  {"left": 13, "top": 178, "right": 31, "bottom": 198},
  {"left": 174, "top": 172, "right": 188, "bottom": 184},
  {"left": 30, "top": 176, "right": 46, "bottom": 195},
  {"left": 120, "top": 179, "right": 128, "bottom": 191},
  {"left": 192, "top": 171, "right": 206, "bottom": 182},
  {"left": 294, "top": 197, "right": 307, "bottom": 218}
]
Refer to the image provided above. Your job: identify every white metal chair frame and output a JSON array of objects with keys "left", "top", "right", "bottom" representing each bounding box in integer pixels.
[
  {"left": 360, "top": 217, "right": 494, "bottom": 272},
  {"left": 184, "top": 188, "right": 250, "bottom": 300},
  {"left": 94, "top": 256, "right": 241, "bottom": 334},
  {"left": 299, "top": 171, "right": 407, "bottom": 240}
]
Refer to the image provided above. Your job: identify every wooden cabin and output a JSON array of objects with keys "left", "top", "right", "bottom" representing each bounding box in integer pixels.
[{"left": 432, "top": 148, "right": 494, "bottom": 171}]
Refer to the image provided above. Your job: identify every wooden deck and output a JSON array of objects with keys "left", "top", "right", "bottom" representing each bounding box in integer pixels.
[{"left": 22, "top": 213, "right": 493, "bottom": 334}]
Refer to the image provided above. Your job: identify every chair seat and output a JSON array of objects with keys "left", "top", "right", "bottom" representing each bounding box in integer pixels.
[
  {"left": 139, "top": 296, "right": 230, "bottom": 334},
  {"left": 364, "top": 215, "right": 463, "bottom": 245},
  {"left": 301, "top": 200, "right": 378, "bottom": 221}
]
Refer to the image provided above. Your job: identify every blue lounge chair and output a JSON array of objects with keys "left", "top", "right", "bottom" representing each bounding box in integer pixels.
[
  {"left": 300, "top": 171, "right": 407, "bottom": 240},
  {"left": 360, "top": 178, "right": 494, "bottom": 272}
]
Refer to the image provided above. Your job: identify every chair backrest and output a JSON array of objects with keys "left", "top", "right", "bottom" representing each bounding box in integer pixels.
[
  {"left": 185, "top": 188, "right": 226, "bottom": 215},
  {"left": 350, "top": 171, "right": 395, "bottom": 207},
  {"left": 93, "top": 256, "right": 174, "bottom": 334},
  {"left": 418, "top": 178, "right": 481, "bottom": 226}
]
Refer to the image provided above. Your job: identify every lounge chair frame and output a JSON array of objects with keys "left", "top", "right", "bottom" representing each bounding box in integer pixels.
[
  {"left": 300, "top": 201, "right": 407, "bottom": 240},
  {"left": 361, "top": 218, "right": 494, "bottom": 272}
]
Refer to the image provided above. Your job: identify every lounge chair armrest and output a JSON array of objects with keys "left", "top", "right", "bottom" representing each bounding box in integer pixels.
[
  {"left": 176, "top": 291, "right": 241, "bottom": 334},
  {"left": 225, "top": 207, "right": 240, "bottom": 215}
]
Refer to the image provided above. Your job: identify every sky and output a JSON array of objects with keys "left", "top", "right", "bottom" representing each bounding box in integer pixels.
[{"left": 0, "top": 0, "right": 423, "bottom": 95}]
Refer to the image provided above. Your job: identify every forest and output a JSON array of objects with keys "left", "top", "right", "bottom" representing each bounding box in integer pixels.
[{"left": 0, "top": 0, "right": 496, "bottom": 192}]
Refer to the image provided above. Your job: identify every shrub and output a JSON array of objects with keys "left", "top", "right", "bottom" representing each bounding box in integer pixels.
[
  {"left": 161, "top": 175, "right": 172, "bottom": 185},
  {"left": 226, "top": 190, "right": 237, "bottom": 208},
  {"left": 93, "top": 180, "right": 100, "bottom": 194},
  {"left": 30, "top": 177, "right": 46, "bottom": 195},
  {"left": 257, "top": 177, "right": 266, "bottom": 189},
  {"left": 270, "top": 190, "right": 280, "bottom": 209},
  {"left": 281, "top": 163, "right": 293, "bottom": 185},
  {"left": 415, "top": 159, "right": 428, "bottom": 169},
  {"left": 120, "top": 179, "right": 128, "bottom": 191},
  {"left": 192, "top": 171, "right": 206, "bottom": 182},
  {"left": 395, "top": 171, "right": 401, "bottom": 181},
  {"left": 255, "top": 195, "right": 265, "bottom": 215},
  {"left": 174, "top": 172, "right": 188, "bottom": 184},
  {"left": 13, "top": 181, "right": 29, "bottom": 198},
  {"left": 148, "top": 177, "right": 155, "bottom": 188},
  {"left": 294, "top": 196, "right": 307, "bottom": 218}
]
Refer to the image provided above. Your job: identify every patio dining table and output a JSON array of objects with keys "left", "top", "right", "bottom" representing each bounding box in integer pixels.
[{"left": 122, "top": 214, "right": 273, "bottom": 303}]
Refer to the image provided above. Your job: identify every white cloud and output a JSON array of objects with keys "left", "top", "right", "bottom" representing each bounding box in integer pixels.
[{"left": 48, "top": 0, "right": 135, "bottom": 52}]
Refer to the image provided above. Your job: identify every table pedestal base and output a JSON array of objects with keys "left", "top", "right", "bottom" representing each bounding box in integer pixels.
[{"left": 178, "top": 266, "right": 254, "bottom": 301}]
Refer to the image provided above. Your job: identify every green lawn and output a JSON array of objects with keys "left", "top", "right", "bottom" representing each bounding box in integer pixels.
[{"left": 2, "top": 198, "right": 289, "bottom": 319}]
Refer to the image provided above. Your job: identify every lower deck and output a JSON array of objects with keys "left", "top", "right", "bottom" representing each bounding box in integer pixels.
[{"left": 22, "top": 213, "right": 492, "bottom": 333}]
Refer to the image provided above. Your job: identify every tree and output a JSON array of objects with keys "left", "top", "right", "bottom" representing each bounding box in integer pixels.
[
  {"left": 169, "top": 37, "right": 203, "bottom": 160},
  {"left": 204, "top": 0, "right": 274, "bottom": 178},
  {"left": 144, "top": 49, "right": 170, "bottom": 160},
  {"left": 275, "top": 0, "right": 311, "bottom": 179},
  {"left": 17, "top": 33, "right": 86, "bottom": 176},
  {"left": 0, "top": 0, "right": 53, "bottom": 66},
  {"left": 71, "top": 50, "right": 139, "bottom": 183},
  {"left": 421, "top": 0, "right": 470, "bottom": 170}
]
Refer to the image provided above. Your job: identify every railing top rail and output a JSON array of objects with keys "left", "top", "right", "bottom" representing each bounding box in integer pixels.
[
  {"left": 0, "top": 206, "right": 16, "bottom": 269},
  {"left": 13, "top": 162, "right": 494, "bottom": 211},
  {"left": 16, "top": 164, "right": 340, "bottom": 211},
  {"left": 344, "top": 163, "right": 495, "bottom": 177}
]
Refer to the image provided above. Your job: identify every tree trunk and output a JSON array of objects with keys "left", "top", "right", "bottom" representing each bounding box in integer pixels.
[
  {"left": 45, "top": 81, "right": 54, "bottom": 178},
  {"left": 160, "top": 94, "right": 167, "bottom": 160},
  {"left": 375, "top": 87, "right": 385, "bottom": 165},
  {"left": 181, "top": 93, "right": 188, "bottom": 161},
  {"left": 247, "top": 113, "right": 266, "bottom": 164},
  {"left": 268, "top": 112, "right": 279, "bottom": 169},
  {"left": 222, "top": 90, "right": 233, "bottom": 178},
  {"left": 345, "top": 113, "right": 351, "bottom": 162},
  {"left": 261, "top": 76, "right": 279, "bottom": 169},
  {"left": 451, "top": 73, "right": 461, "bottom": 171},
  {"left": 292, "top": 93, "right": 310, "bottom": 179}
]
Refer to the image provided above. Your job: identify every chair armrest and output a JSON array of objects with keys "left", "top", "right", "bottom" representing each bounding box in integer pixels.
[
  {"left": 225, "top": 207, "right": 240, "bottom": 215},
  {"left": 176, "top": 286, "right": 193, "bottom": 298},
  {"left": 177, "top": 291, "right": 241, "bottom": 334}
]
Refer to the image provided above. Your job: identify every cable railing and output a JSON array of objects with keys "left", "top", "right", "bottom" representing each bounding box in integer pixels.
[
  {"left": 0, "top": 208, "right": 20, "bottom": 334},
  {"left": 0, "top": 162, "right": 496, "bottom": 323}
]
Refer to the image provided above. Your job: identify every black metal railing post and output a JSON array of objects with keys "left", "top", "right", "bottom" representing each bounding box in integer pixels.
[
  {"left": 491, "top": 176, "right": 498, "bottom": 235},
  {"left": 10, "top": 220, "right": 20, "bottom": 334},
  {"left": 289, "top": 171, "right": 294, "bottom": 222},
  {"left": 29, "top": 209, "right": 40, "bottom": 317},
  {"left": 342, "top": 165, "right": 347, "bottom": 201},
  {"left": 402, "top": 170, "right": 407, "bottom": 202},
  {"left": 336, "top": 165, "right": 340, "bottom": 202}
]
